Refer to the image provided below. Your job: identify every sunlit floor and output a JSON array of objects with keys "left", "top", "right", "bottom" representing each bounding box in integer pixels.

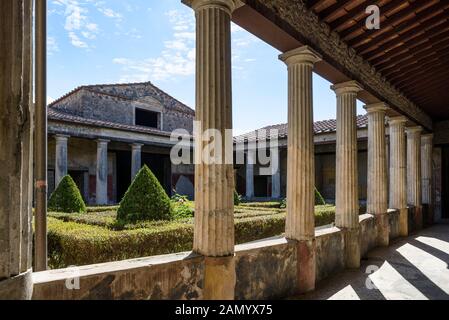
[{"left": 294, "top": 223, "right": 449, "bottom": 300}]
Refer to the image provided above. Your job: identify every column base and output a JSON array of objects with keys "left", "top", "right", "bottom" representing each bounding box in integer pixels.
[
  {"left": 376, "top": 213, "right": 390, "bottom": 247},
  {"left": 0, "top": 269, "right": 33, "bottom": 300},
  {"left": 204, "top": 256, "right": 235, "bottom": 300},
  {"left": 399, "top": 207, "right": 409, "bottom": 237},
  {"left": 296, "top": 239, "right": 316, "bottom": 294},
  {"left": 343, "top": 228, "right": 360, "bottom": 269}
]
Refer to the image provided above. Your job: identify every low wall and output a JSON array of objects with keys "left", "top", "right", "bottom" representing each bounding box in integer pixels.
[{"left": 32, "top": 208, "right": 411, "bottom": 300}]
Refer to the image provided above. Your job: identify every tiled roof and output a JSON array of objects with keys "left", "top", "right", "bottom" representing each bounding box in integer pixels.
[
  {"left": 235, "top": 114, "right": 368, "bottom": 142},
  {"left": 48, "top": 108, "right": 173, "bottom": 137}
]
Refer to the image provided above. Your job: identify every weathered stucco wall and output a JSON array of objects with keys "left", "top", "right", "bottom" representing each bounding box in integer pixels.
[
  {"left": 33, "top": 253, "right": 204, "bottom": 300},
  {"left": 315, "top": 227, "right": 345, "bottom": 282},
  {"left": 32, "top": 210, "right": 415, "bottom": 300},
  {"left": 235, "top": 238, "right": 297, "bottom": 300}
]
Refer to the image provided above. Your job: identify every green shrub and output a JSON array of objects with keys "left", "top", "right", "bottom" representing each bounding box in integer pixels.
[
  {"left": 171, "top": 194, "right": 194, "bottom": 219},
  {"left": 48, "top": 175, "right": 86, "bottom": 213},
  {"left": 117, "top": 165, "right": 173, "bottom": 222},
  {"left": 314, "top": 205, "right": 336, "bottom": 226},
  {"left": 234, "top": 190, "right": 242, "bottom": 206},
  {"left": 47, "top": 205, "right": 336, "bottom": 268},
  {"left": 240, "top": 201, "right": 282, "bottom": 209}
]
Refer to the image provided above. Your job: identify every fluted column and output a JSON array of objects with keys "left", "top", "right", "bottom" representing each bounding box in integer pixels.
[
  {"left": 422, "top": 134, "right": 434, "bottom": 225},
  {"left": 246, "top": 150, "right": 255, "bottom": 199},
  {"left": 331, "top": 80, "right": 362, "bottom": 269},
  {"left": 421, "top": 134, "right": 433, "bottom": 205},
  {"left": 365, "top": 103, "right": 389, "bottom": 246},
  {"left": 280, "top": 46, "right": 322, "bottom": 293},
  {"left": 0, "top": 0, "right": 34, "bottom": 299},
  {"left": 271, "top": 148, "right": 281, "bottom": 199},
  {"left": 131, "top": 143, "right": 143, "bottom": 180},
  {"left": 389, "top": 116, "right": 408, "bottom": 236},
  {"left": 96, "top": 139, "right": 109, "bottom": 205},
  {"left": 55, "top": 135, "right": 69, "bottom": 186},
  {"left": 407, "top": 126, "right": 423, "bottom": 229},
  {"left": 192, "top": 0, "right": 236, "bottom": 300}
]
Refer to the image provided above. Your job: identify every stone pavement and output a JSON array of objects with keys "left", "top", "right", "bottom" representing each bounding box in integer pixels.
[{"left": 294, "top": 223, "right": 449, "bottom": 300}]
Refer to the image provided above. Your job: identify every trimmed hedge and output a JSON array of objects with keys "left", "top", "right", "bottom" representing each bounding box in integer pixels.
[
  {"left": 48, "top": 175, "right": 86, "bottom": 214},
  {"left": 47, "top": 205, "right": 336, "bottom": 269},
  {"left": 117, "top": 165, "right": 173, "bottom": 222}
]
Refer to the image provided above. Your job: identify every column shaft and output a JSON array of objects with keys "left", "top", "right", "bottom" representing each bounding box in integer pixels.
[
  {"left": 271, "top": 148, "right": 281, "bottom": 199},
  {"left": 96, "top": 140, "right": 109, "bottom": 205},
  {"left": 422, "top": 134, "right": 433, "bottom": 225},
  {"left": 55, "top": 135, "right": 69, "bottom": 186},
  {"left": 407, "top": 127, "right": 423, "bottom": 229},
  {"left": 0, "top": 0, "right": 34, "bottom": 299},
  {"left": 280, "top": 46, "right": 322, "bottom": 293},
  {"left": 246, "top": 150, "right": 255, "bottom": 199},
  {"left": 331, "top": 81, "right": 362, "bottom": 269},
  {"left": 389, "top": 117, "right": 408, "bottom": 236},
  {"left": 131, "top": 144, "right": 143, "bottom": 180},
  {"left": 421, "top": 134, "right": 433, "bottom": 205},
  {"left": 365, "top": 103, "right": 389, "bottom": 246},
  {"left": 192, "top": 0, "right": 236, "bottom": 300}
]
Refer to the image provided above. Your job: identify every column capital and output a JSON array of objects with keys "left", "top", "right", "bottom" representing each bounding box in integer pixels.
[
  {"left": 131, "top": 143, "right": 144, "bottom": 149},
  {"left": 421, "top": 133, "right": 434, "bottom": 142},
  {"left": 279, "top": 46, "right": 322, "bottom": 67},
  {"left": 55, "top": 134, "right": 70, "bottom": 141},
  {"left": 388, "top": 115, "right": 407, "bottom": 125},
  {"left": 331, "top": 80, "right": 363, "bottom": 96},
  {"left": 191, "top": 0, "right": 237, "bottom": 14},
  {"left": 97, "top": 139, "right": 110, "bottom": 144},
  {"left": 406, "top": 126, "right": 423, "bottom": 135},
  {"left": 364, "top": 102, "right": 388, "bottom": 114}
]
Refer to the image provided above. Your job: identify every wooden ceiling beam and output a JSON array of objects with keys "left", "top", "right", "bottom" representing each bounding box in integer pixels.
[
  {"left": 390, "top": 62, "right": 449, "bottom": 88},
  {"left": 396, "top": 70, "right": 449, "bottom": 91},
  {"left": 373, "top": 33, "right": 449, "bottom": 70},
  {"left": 307, "top": 0, "right": 322, "bottom": 11},
  {"left": 340, "top": 0, "right": 416, "bottom": 40},
  {"left": 329, "top": 0, "right": 378, "bottom": 31},
  {"left": 349, "top": 1, "right": 449, "bottom": 50},
  {"left": 385, "top": 51, "right": 449, "bottom": 80},
  {"left": 365, "top": 19, "right": 449, "bottom": 61},
  {"left": 319, "top": 0, "right": 354, "bottom": 22},
  {"left": 378, "top": 42, "right": 449, "bottom": 74},
  {"left": 358, "top": 10, "right": 449, "bottom": 58}
]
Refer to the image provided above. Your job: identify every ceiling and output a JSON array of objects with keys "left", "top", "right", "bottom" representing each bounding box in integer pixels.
[{"left": 306, "top": 0, "right": 449, "bottom": 120}]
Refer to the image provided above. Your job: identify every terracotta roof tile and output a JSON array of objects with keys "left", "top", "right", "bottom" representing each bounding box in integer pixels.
[{"left": 235, "top": 114, "right": 369, "bottom": 142}]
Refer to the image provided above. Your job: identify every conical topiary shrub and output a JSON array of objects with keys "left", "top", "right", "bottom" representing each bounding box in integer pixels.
[
  {"left": 117, "top": 165, "right": 173, "bottom": 222},
  {"left": 48, "top": 175, "right": 87, "bottom": 213}
]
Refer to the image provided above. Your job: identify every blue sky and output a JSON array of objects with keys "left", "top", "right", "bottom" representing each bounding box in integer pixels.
[{"left": 48, "top": 0, "right": 365, "bottom": 134}]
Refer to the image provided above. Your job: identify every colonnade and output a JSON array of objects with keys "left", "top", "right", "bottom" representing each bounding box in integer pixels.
[
  {"left": 189, "top": 0, "right": 434, "bottom": 299},
  {"left": 54, "top": 137, "right": 144, "bottom": 205}
]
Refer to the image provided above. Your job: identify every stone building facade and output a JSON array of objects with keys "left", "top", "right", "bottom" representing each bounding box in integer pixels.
[
  {"left": 47, "top": 82, "right": 195, "bottom": 205},
  {"left": 235, "top": 115, "right": 370, "bottom": 204}
]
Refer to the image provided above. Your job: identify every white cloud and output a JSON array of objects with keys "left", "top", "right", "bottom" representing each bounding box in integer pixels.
[
  {"left": 113, "top": 10, "right": 261, "bottom": 83},
  {"left": 52, "top": 0, "right": 99, "bottom": 49},
  {"left": 97, "top": 7, "right": 122, "bottom": 20},
  {"left": 69, "top": 32, "right": 88, "bottom": 48},
  {"left": 114, "top": 10, "right": 196, "bottom": 82}
]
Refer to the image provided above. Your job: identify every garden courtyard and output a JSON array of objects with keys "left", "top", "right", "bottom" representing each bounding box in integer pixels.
[{"left": 47, "top": 198, "right": 337, "bottom": 269}]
